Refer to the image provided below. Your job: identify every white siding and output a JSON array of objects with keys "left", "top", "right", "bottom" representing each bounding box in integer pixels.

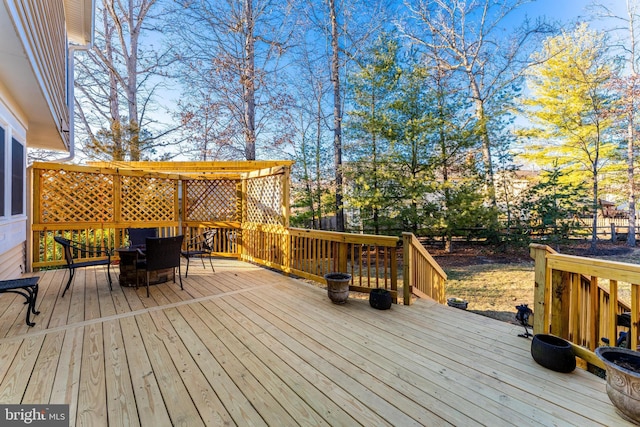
[
  {"left": 5, "top": 0, "right": 69, "bottom": 149},
  {"left": 0, "top": 241, "right": 25, "bottom": 280}
]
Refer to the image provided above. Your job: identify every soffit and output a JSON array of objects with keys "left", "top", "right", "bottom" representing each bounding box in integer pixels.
[{"left": 63, "top": 0, "right": 94, "bottom": 45}]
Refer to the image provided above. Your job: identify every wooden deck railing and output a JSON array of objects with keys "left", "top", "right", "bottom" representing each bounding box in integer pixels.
[
  {"left": 241, "top": 225, "right": 402, "bottom": 302},
  {"left": 33, "top": 224, "right": 447, "bottom": 305},
  {"left": 33, "top": 224, "right": 445, "bottom": 306},
  {"left": 402, "top": 233, "right": 447, "bottom": 304},
  {"left": 530, "top": 244, "right": 638, "bottom": 353}
]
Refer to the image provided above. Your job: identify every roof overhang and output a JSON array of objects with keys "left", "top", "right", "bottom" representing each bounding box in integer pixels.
[{"left": 64, "top": 0, "right": 94, "bottom": 46}]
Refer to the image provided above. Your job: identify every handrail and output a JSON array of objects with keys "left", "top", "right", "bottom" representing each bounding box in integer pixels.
[
  {"left": 530, "top": 244, "right": 637, "bottom": 352},
  {"left": 242, "top": 225, "right": 402, "bottom": 301},
  {"left": 34, "top": 223, "right": 447, "bottom": 306},
  {"left": 402, "top": 233, "right": 447, "bottom": 305}
]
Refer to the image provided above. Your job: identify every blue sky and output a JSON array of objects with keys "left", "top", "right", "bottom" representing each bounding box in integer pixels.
[{"left": 523, "top": 0, "right": 628, "bottom": 26}]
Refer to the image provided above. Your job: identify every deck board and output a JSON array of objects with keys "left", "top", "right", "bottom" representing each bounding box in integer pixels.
[
  {"left": 103, "top": 319, "right": 140, "bottom": 427},
  {"left": 0, "top": 259, "right": 634, "bottom": 426}
]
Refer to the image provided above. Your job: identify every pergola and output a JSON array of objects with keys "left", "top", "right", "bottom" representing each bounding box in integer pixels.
[{"left": 29, "top": 160, "right": 292, "bottom": 270}]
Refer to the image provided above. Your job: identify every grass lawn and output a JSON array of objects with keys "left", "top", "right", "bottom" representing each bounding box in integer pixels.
[
  {"left": 444, "top": 262, "right": 534, "bottom": 323},
  {"left": 433, "top": 240, "right": 640, "bottom": 325}
]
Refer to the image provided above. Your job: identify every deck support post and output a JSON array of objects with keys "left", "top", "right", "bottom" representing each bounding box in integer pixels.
[{"left": 529, "top": 244, "right": 550, "bottom": 335}]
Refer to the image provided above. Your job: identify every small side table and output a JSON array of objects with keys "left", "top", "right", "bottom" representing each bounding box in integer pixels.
[
  {"left": 116, "top": 247, "right": 144, "bottom": 287},
  {"left": 0, "top": 277, "right": 40, "bottom": 326},
  {"left": 115, "top": 247, "right": 174, "bottom": 287}
]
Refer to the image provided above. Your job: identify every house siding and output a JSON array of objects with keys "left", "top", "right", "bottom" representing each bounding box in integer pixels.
[
  {"left": 11, "top": 0, "right": 69, "bottom": 143},
  {"left": 0, "top": 241, "right": 25, "bottom": 280}
]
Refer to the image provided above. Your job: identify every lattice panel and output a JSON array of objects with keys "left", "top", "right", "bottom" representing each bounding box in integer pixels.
[
  {"left": 246, "top": 175, "right": 283, "bottom": 225},
  {"left": 120, "top": 176, "right": 176, "bottom": 222},
  {"left": 184, "top": 179, "right": 240, "bottom": 221},
  {"left": 39, "top": 169, "right": 114, "bottom": 223}
]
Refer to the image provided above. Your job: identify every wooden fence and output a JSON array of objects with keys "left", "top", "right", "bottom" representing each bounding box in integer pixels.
[{"left": 530, "top": 244, "right": 639, "bottom": 363}]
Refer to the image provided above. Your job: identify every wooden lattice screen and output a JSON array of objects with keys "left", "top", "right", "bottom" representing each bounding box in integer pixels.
[
  {"left": 245, "top": 174, "right": 285, "bottom": 226},
  {"left": 38, "top": 167, "right": 114, "bottom": 223},
  {"left": 29, "top": 161, "right": 292, "bottom": 269},
  {"left": 120, "top": 175, "right": 177, "bottom": 223},
  {"left": 183, "top": 179, "right": 240, "bottom": 222}
]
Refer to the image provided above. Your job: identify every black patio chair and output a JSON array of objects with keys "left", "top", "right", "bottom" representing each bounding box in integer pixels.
[
  {"left": 127, "top": 227, "right": 157, "bottom": 248},
  {"left": 135, "top": 235, "right": 184, "bottom": 297},
  {"left": 181, "top": 229, "right": 216, "bottom": 277},
  {"left": 54, "top": 236, "right": 112, "bottom": 297}
]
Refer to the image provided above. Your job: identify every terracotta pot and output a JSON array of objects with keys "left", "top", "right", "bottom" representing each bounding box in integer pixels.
[
  {"left": 324, "top": 273, "right": 351, "bottom": 304},
  {"left": 596, "top": 346, "right": 640, "bottom": 424},
  {"left": 369, "top": 288, "right": 392, "bottom": 310},
  {"left": 530, "top": 334, "right": 576, "bottom": 373}
]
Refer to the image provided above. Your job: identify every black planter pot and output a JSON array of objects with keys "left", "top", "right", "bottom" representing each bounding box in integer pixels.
[
  {"left": 369, "top": 288, "right": 392, "bottom": 310},
  {"left": 530, "top": 334, "right": 576, "bottom": 373}
]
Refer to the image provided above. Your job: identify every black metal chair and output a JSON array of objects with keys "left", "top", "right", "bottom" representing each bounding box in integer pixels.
[
  {"left": 181, "top": 229, "right": 216, "bottom": 277},
  {"left": 54, "top": 236, "right": 112, "bottom": 297},
  {"left": 127, "top": 227, "right": 157, "bottom": 248},
  {"left": 135, "top": 235, "right": 184, "bottom": 297}
]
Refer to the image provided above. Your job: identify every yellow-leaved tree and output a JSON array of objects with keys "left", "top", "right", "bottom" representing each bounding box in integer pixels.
[{"left": 519, "top": 23, "right": 620, "bottom": 251}]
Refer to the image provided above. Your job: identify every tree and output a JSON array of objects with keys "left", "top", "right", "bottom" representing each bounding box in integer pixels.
[
  {"left": 520, "top": 164, "right": 589, "bottom": 250},
  {"left": 591, "top": 0, "right": 640, "bottom": 247},
  {"left": 399, "top": 0, "right": 552, "bottom": 209},
  {"left": 519, "top": 24, "right": 619, "bottom": 251},
  {"left": 171, "top": 0, "right": 294, "bottom": 160},
  {"left": 386, "top": 61, "right": 433, "bottom": 236},
  {"left": 346, "top": 33, "right": 402, "bottom": 235},
  {"left": 75, "top": 0, "right": 176, "bottom": 161},
  {"left": 329, "top": 0, "right": 345, "bottom": 231},
  {"left": 297, "top": 0, "right": 388, "bottom": 232}
]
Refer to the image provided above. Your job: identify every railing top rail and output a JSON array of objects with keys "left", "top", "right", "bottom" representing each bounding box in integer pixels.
[
  {"left": 547, "top": 252, "right": 640, "bottom": 284},
  {"left": 289, "top": 227, "right": 399, "bottom": 246}
]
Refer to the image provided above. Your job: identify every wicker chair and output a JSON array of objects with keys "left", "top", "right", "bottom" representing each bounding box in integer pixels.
[
  {"left": 135, "top": 235, "right": 184, "bottom": 297},
  {"left": 54, "top": 236, "right": 112, "bottom": 297},
  {"left": 181, "top": 229, "right": 216, "bottom": 277},
  {"left": 127, "top": 227, "right": 157, "bottom": 248}
]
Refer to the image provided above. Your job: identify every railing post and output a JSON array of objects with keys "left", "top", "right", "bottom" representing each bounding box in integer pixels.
[
  {"left": 530, "top": 244, "right": 549, "bottom": 335},
  {"left": 402, "top": 233, "right": 412, "bottom": 305},
  {"left": 608, "top": 280, "right": 619, "bottom": 348},
  {"left": 28, "top": 166, "right": 38, "bottom": 271}
]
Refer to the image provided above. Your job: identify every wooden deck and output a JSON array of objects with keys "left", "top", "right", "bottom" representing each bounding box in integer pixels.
[{"left": 0, "top": 260, "right": 632, "bottom": 426}]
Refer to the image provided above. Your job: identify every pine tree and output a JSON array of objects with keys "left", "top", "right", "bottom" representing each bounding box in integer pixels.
[{"left": 345, "top": 33, "right": 401, "bottom": 235}]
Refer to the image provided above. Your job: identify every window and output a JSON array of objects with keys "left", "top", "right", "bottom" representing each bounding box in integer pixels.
[
  {"left": 11, "top": 137, "right": 23, "bottom": 216},
  {"left": 0, "top": 126, "right": 4, "bottom": 216}
]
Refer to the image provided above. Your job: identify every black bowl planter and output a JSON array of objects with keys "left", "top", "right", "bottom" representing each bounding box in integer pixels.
[
  {"left": 369, "top": 288, "right": 392, "bottom": 310},
  {"left": 530, "top": 334, "right": 576, "bottom": 373},
  {"left": 447, "top": 297, "right": 468, "bottom": 310}
]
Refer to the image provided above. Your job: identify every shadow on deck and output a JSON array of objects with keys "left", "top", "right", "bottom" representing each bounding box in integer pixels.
[{"left": 0, "top": 259, "right": 631, "bottom": 426}]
